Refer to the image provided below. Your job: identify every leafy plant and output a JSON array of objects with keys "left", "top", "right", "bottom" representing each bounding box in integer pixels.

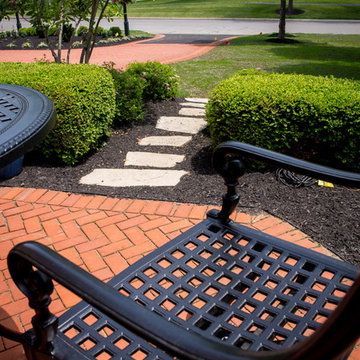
[
  {"left": 6, "top": 30, "right": 15, "bottom": 37},
  {"left": 18, "top": 27, "right": 37, "bottom": 37},
  {"left": 206, "top": 70, "right": 360, "bottom": 171},
  {"left": 6, "top": 42, "right": 16, "bottom": 48},
  {"left": 72, "top": 40, "right": 83, "bottom": 47},
  {"left": 126, "top": 61, "right": 179, "bottom": 100},
  {"left": 21, "top": 41, "right": 33, "bottom": 48},
  {"left": 37, "top": 41, "right": 48, "bottom": 48},
  {"left": 106, "top": 37, "right": 121, "bottom": 43}
]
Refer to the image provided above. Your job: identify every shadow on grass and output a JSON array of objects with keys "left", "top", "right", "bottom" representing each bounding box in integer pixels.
[
  {"left": 273, "top": 62, "right": 360, "bottom": 80},
  {"left": 270, "top": 42, "right": 360, "bottom": 63},
  {"left": 229, "top": 35, "right": 360, "bottom": 80},
  {"left": 270, "top": 41, "right": 360, "bottom": 79}
]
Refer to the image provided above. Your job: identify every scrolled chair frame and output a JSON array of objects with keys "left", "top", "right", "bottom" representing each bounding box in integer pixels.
[{"left": 1, "top": 141, "right": 360, "bottom": 360}]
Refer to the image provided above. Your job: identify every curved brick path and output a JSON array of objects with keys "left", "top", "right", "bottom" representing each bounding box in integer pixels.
[
  {"left": 0, "top": 35, "right": 234, "bottom": 69},
  {"left": 0, "top": 186, "right": 357, "bottom": 359}
]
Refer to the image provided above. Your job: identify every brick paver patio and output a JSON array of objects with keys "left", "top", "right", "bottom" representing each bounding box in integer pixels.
[{"left": 0, "top": 186, "right": 358, "bottom": 359}]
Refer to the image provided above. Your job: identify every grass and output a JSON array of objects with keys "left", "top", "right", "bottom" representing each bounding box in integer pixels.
[
  {"left": 173, "top": 33, "right": 360, "bottom": 97},
  {"left": 129, "top": 30, "right": 155, "bottom": 38},
  {"left": 129, "top": 0, "right": 360, "bottom": 20}
]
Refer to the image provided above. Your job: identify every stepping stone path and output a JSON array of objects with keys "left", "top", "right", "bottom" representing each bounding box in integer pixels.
[{"left": 80, "top": 98, "right": 209, "bottom": 187}]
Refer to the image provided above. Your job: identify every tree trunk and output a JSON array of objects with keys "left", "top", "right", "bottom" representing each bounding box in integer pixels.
[
  {"left": 57, "top": 0, "right": 64, "bottom": 63},
  {"left": 15, "top": 12, "right": 22, "bottom": 31},
  {"left": 287, "top": 0, "right": 294, "bottom": 14},
  {"left": 85, "top": 0, "right": 110, "bottom": 64},
  {"left": 80, "top": 0, "right": 99, "bottom": 64},
  {"left": 66, "top": 18, "right": 82, "bottom": 64},
  {"left": 278, "top": 0, "right": 286, "bottom": 41},
  {"left": 35, "top": 0, "right": 59, "bottom": 62}
]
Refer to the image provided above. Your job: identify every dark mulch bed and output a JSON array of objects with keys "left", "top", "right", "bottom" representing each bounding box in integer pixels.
[
  {"left": 0, "top": 34, "right": 149, "bottom": 51},
  {"left": 1, "top": 99, "right": 359, "bottom": 265}
]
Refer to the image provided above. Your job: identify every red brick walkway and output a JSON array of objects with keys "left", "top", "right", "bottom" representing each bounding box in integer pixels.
[
  {"left": 0, "top": 186, "right": 358, "bottom": 359},
  {"left": 0, "top": 35, "right": 234, "bottom": 69}
]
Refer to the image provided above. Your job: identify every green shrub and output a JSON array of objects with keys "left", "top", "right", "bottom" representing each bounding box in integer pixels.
[
  {"left": 206, "top": 70, "right": 360, "bottom": 171},
  {"left": 104, "top": 62, "right": 144, "bottom": 125},
  {"left": 6, "top": 30, "right": 15, "bottom": 38},
  {"left": 109, "top": 26, "right": 121, "bottom": 36},
  {"left": 48, "top": 26, "right": 58, "bottom": 36},
  {"left": 0, "top": 63, "right": 115, "bottom": 165},
  {"left": 77, "top": 25, "right": 88, "bottom": 37},
  {"left": 126, "top": 61, "right": 179, "bottom": 100},
  {"left": 96, "top": 26, "right": 106, "bottom": 36},
  {"left": 62, "top": 23, "right": 74, "bottom": 42},
  {"left": 35, "top": 26, "right": 46, "bottom": 38},
  {"left": 18, "top": 27, "right": 37, "bottom": 37}
]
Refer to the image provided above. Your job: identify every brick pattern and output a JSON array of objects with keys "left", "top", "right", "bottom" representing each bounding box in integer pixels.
[{"left": 0, "top": 187, "right": 353, "bottom": 359}]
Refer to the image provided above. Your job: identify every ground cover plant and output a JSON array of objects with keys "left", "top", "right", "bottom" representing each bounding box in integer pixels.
[
  {"left": 129, "top": 0, "right": 360, "bottom": 20},
  {"left": 174, "top": 34, "right": 360, "bottom": 97}
]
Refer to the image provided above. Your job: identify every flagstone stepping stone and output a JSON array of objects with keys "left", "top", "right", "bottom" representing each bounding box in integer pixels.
[
  {"left": 80, "top": 169, "right": 188, "bottom": 187},
  {"left": 138, "top": 136, "right": 192, "bottom": 147},
  {"left": 125, "top": 152, "right": 185, "bottom": 168},
  {"left": 179, "top": 107, "right": 206, "bottom": 117},
  {"left": 180, "top": 102, "right": 206, "bottom": 108},
  {"left": 185, "top": 98, "right": 208, "bottom": 103},
  {"left": 156, "top": 116, "right": 206, "bottom": 134}
]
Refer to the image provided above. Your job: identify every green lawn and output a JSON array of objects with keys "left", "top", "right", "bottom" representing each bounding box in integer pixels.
[
  {"left": 174, "top": 34, "right": 360, "bottom": 97},
  {"left": 129, "top": 0, "right": 360, "bottom": 20}
]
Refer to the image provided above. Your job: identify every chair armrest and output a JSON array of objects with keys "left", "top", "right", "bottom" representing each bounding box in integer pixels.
[
  {"left": 213, "top": 141, "right": 360, "bottom": 188},
  {"left": 8, "top": 241, "right": 360, "bottom": 360}
]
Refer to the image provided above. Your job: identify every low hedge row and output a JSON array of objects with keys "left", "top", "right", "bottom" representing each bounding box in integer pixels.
[
  {"left": 206, "top": 70, "right": 360, "bottom": 171},
  {"left": 0, "top": 62, "right": 115, "bottom": 165}
]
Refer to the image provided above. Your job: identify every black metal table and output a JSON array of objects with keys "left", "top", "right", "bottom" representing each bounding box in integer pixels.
[{"left": 0, "top": 84, "right": 56, "bottom": 172}]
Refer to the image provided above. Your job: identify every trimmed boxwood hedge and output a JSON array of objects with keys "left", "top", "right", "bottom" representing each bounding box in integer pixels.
[
  {"left": 0, "top": 62, "right": 115, "bottom": 165},
  {"left": 206, "top": 70, "right": 360, "bottom": 171}
]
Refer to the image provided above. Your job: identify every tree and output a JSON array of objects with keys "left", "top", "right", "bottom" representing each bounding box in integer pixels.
[
  {"left": 16, "top": 0, "right": 126, "bottom": 64},
  {"left": 78, "top": 0, "right": 134, "bottom": 64},
  {"left": 0, "top": 0, "right": 16, "bottom": 22},
  {"left": 19, "top": 0, "right": 75, "bottom": 63}
]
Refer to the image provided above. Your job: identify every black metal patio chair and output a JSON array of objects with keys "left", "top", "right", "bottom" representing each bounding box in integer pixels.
[{"left": 2, "top": 141, "right": 360, "bottom": 360}]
